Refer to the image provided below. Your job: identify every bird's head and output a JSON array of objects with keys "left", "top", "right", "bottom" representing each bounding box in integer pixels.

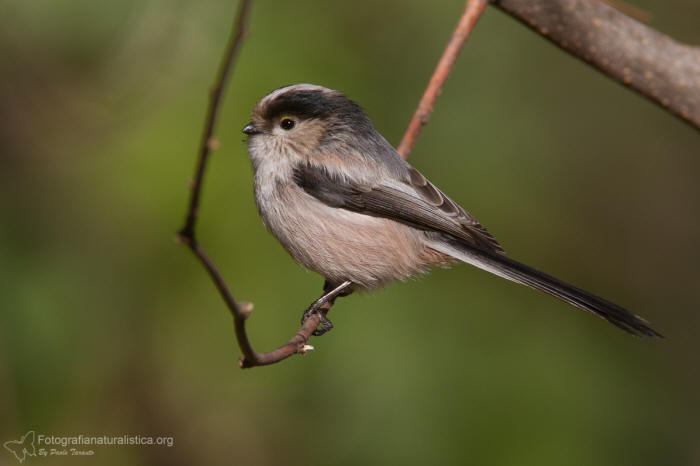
[{"left": 243, "top": 84, "right": 376, "bottom": 163}]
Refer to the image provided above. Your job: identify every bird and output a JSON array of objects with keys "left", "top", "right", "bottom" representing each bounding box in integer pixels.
[{"left": 241, "top": 83, "right": 661, "bottom": 338}]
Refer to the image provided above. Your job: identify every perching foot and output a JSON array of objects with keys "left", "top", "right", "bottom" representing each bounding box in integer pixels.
[{"left": 299, "top": 280, "right": 353, "bottom": 337}]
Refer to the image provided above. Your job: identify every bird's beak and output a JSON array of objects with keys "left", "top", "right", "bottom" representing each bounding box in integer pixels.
[{"left": 242, "top": 122, "right": 261, "bottom": 135}]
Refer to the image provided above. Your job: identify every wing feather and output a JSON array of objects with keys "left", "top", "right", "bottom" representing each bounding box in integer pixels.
[{"left": 292, "top": 162, "right": 504, "bottom": 253}]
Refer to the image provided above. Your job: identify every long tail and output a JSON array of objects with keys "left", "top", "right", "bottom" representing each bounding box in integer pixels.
[{"left": 428, "top": 238, "right": 662, "bottom": 338}]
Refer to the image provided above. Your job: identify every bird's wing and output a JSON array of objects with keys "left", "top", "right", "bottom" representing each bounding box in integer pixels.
[{"left": 292, "top": 162, "right": 504, "bottom": 253}]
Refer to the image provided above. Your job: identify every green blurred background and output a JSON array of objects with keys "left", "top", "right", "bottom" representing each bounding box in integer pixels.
[{"left": 1, "top": 0, "right": 699, "bottom": 464}]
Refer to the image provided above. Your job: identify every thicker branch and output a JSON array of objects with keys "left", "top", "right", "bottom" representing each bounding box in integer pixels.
[{"left": 491, "top": 0, "right": 700, "bottom": 130}]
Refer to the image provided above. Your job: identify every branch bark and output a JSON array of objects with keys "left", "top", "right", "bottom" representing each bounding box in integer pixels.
[
  {"left": 177, "top": 0, "right": 289, "bottom": 368},
  {"left": 491, "top": 0, "right": 700, "bottom": 130},
  {"left": 179, "top": 0, "right": 252, "bottom": 241}
]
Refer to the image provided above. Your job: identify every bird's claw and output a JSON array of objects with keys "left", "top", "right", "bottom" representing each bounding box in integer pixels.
[{"left": 301, "top": 303, "right": 334, "bottom": 336}]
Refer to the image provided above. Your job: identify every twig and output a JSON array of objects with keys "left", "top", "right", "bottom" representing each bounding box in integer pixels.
[
  {"left": 179, "top": 0, "right": 252, "bottom": 241},
  {"left": 396, "top": 0, "right": 489, "bottom": 159},
  {"left": 491, "top": 0, "right": 700, "bottom": 130},
  {"left": 175, "top": 0, "right": 260, "bottom": 366}
]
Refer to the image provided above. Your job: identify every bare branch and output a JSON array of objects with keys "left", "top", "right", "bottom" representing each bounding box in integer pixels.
[
  {"left": 491, "top": 0, "right": 700, "bottom": 130},
  {"left": 175, "top": 0, "right": 262, "bottom": 365},
  {"left": 397, "top": 0, "right": 489, "bottom": 159},
  {"left": 179, "top": 0, "right": 253, "bottom": 241}
]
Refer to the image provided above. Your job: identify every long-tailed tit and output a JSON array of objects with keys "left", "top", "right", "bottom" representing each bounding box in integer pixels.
[{"left": 242, "top": 84, "right": 661, "bottom": 338}]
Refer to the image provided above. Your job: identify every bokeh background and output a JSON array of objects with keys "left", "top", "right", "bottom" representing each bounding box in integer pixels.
[{"left": 1, "top": 0, "right": 699, "bottom": 465}]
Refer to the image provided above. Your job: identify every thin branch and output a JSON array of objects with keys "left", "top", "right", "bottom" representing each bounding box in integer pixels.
[
  {"left": 491, "top": 0, "right": 700, "bottom": 130},
  {"left": 179, "top": 0, "right": 252, "bottom": 241},
  {"left": 178, "top": 238, "right": 322, "bottom": 368},
  {"left": 396, "top": 0, "right": 489, "bottom": 159}
]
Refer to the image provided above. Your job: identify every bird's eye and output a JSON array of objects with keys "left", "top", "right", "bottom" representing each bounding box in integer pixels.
[{"left": 279, "top": 117, "right": 295, "bottom": 131}]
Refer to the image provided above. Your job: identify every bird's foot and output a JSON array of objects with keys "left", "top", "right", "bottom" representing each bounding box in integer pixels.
[
  {"left": 301, "top": 300, "right": 334, "bottom": 336},
  {"left": 300, "top": 280, "right": 353, "bottom": 337}
]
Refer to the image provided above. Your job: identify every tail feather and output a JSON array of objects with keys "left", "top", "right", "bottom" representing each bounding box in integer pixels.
[{"left": 429, "top": 238, "right": 663, "bottom": 338}]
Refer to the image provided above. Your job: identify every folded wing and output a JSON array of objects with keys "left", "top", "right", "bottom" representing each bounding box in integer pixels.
[{"left": 292, "top": 162, "right": 504, "bottom": 253}]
